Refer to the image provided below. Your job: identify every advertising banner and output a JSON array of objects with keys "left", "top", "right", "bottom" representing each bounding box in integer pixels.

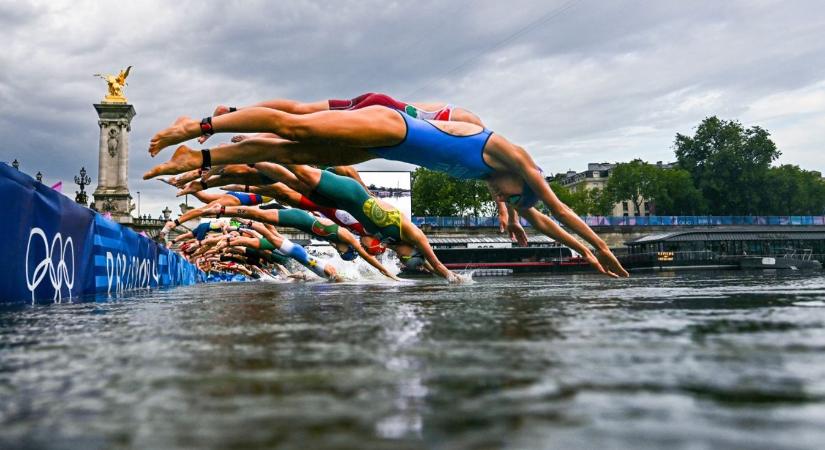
[{"left": 0, "top": 163, "right": 202, "bottom": 305}]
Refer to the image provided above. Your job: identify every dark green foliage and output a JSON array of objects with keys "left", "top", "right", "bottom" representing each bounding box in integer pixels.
[
  {"left": 549, "top": 182, "right": 612, "bottom": 216},
  {"left": 674, "top": 116, "right": 781, "bottom": 215},
  {"left": 411, "top": 168, "right": 495, "bottom": 216},
  {"left": 602, "top": 160, "right": 704, "bottom": 215}
]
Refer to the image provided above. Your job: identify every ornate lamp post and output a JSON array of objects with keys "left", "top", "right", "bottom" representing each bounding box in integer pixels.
[
  {"left": 36, "top": 171, "right": 43, "bottom": 183},
  {"left": 162, "top": 206, "right": 172, "bottom": 221},
  {"left": 12, "top": 159, "right": 19, "bottom": 170},
  {"left": 137, "top": 191, "right": 141, "bottom": 218},
  {"left": 74, "top": 167, "right": 92, "bottom": 206}
]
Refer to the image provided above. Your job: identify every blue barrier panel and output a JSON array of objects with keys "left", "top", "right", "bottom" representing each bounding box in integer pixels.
[
  {"left": 0, "top": 163, "right": 202, "bottom": 305},
  {"left": 412, "top": 214, "right": 825, "bottom": 228}
]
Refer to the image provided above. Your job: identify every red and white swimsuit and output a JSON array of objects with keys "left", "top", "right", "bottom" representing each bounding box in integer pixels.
[
  {"left": 329, "top": 92, "right": 452, "bottom": 121},
  {"left": 297, "top": 195, "right": 368, "bottom": 236}
]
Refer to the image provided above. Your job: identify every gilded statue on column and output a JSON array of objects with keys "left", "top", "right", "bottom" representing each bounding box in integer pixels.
[{"left": 93, "top": 66, "right": 132, "bottom": 103}]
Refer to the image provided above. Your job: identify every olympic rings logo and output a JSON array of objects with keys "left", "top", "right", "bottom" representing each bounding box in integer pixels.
[{"left": 25, "top": 227, "right": 75, "bottom": 304}]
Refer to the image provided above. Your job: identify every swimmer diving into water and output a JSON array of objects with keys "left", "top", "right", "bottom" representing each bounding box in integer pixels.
[{"left": 146, "top": 98, "right": 628, "bottom": 278}]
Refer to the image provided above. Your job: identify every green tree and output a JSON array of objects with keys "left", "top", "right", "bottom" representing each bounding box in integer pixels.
[
  {"left": 588, "top": 187, "right": 615, "bottom": 216},
  {"left": 603, "top": 159, "right": 660, "bottom": 215},
  {"left": 411, "top": 169, "right": 459, "bottom": 215},
  {"left": 674, "top": 116, "right": 780, "bottom": 215},
  {"left": 548, "top": 182, "right": 612, "bottom": 216},
  {"left": 653, "top": 168, "right": 705, "bottom": 215},
  {"left": 762, "top": 165, "right": 825, "bottom": 215},
  {"left": 411, "top": 168, "right": 495, "bottom": 216},
  {"left": 548, "top": 181, "right": 585, "bottom": 214}
]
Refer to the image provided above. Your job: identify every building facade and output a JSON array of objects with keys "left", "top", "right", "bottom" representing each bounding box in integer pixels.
[{"left": 555, "top": 162, "right": 674, "bottom": 216}]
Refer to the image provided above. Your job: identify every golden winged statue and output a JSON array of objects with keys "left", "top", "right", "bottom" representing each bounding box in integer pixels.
[{"left": 93, "top": 66, "right": 132, "bottom": 103}]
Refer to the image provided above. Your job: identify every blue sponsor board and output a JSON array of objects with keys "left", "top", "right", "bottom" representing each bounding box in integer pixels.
[{"left": 0, "top": 163, "right": 203, "bottom": 305}]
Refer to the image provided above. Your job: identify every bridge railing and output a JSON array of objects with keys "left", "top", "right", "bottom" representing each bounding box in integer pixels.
[{"left": 412, "top": 215, "right": 825, "bottom": 228}]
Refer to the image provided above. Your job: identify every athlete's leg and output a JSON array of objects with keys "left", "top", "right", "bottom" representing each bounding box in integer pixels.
[
  {"left": 286, "top": 165, "right": 322, "bottom": 192},
  {"left": 253, "top": 162, "right": 312, "bottom": 192},
  {"left": 149, "top": 106, "right": 404, "bottom": 156},
  {"left": 330, "top": 165, "right": 369, "bottom": 190},
  {"left": 191, "top": 191, "right": 223, "bottom": 204},
  {"left": 267, "top": 183, "right": 304, "bottom": 207},
  {"left": 199, "top": 101, "right": 330, "bottom": 144},
  {"left": 144, "top": 138, "right": 375, "bottom": 179},
  {"left": 223, "top": 99, "right": 329, "bottom": 116}
]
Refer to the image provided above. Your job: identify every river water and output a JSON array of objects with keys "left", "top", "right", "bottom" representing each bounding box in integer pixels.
[{"left": 2, "top": 270, "right": 825, "bottom": 450}]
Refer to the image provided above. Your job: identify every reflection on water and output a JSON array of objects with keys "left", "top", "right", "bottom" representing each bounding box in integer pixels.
[{"left": 2, "top": 271, "right": 825, "bottom": 449}]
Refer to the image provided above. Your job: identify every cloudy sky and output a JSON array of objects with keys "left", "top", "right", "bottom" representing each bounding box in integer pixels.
[{"left": 1, "top": 0, "right": 824, "bottom": 217}]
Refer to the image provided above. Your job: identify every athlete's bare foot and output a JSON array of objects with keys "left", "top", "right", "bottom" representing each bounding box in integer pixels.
[
  {"left": 231, "top": 134, "right": 248, "bottom": 143},
  {"left": 176, "top": 181, "right": 206, "bottom": 197},
  {"left": 143, "top": 145, "right": 201, "bottom": 179},
  {"left": 168, "top": 169, "right": 204, "bottom": 187},
  {"left": 324, "top": 265, "right": 343, "bottom": 282},
  {"left": 149, "top": 116, "right": 198, "bottom": 156}
]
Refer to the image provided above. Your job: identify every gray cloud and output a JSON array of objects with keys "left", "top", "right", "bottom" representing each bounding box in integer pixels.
[{"left": 2, "top": 0, "right": 824, "bottom": 216}]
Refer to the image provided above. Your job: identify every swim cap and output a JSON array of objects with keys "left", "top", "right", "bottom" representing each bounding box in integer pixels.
[
  {"left": 363, "top": 236, "right": 386, "bottom": 255},
  {"left": 340, "top": 245, "right": 358, "bottom": 261},
  {"left": 400, "top": 251, "right": 425, "bottom": 270},
  {"left": 506, "top": 182, "right": 540, "bottom": 209}
]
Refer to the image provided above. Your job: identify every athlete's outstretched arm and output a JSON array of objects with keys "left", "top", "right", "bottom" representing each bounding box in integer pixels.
[
  {"left": 401, "top": 222, "right": 458, "bottom": 282},
  {"left": 518, "top": 207, "right": 615, "bottom": 277},
  {"left": 494, "top": 143, "right": 628, "bottom": 277},
  {"left": 338, "top": 230, "right": 400, "bottom": 281},
  {"left": 167, "top": 197, "right": 238, "bottom": 232},
  {"left": 522, "top": 171, "right": 628, "bottom": 277},
  {"left": 173, "top": 231, "right": 194, "bottom": 243}
]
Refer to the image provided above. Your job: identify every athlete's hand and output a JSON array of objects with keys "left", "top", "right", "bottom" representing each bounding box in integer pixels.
[
  {"left": 446, "top": 271, "right": 466, "bottom": 284},
  {"left": 498, "top": 214, "right": 508, "bottom": 234},
  {"left": 582, "top": 249, "right": 616, "bottom": 278},
  {"left": 596, "top": 248, "right": 630, "bottom": 278},
  {"left": 507, "top": 221, "right": 528, "bottom": 247},
  {"left": 385, "top": 272, "right": 402, "bottom": 282}
]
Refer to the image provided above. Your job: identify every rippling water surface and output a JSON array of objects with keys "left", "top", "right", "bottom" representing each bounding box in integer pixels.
[{"left": 3, "top": 271, "right": 825, "bottom": 449}]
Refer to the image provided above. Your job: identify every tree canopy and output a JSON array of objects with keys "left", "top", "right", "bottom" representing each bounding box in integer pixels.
[
  {"left": 601, "top": 160, "right": 704, "bottom": 215},
  {"left": 674, "top": 116, "right": 781, "bottom": 215},
  {"left": 411, "top": 168, "right": 495, "bottom": 217}
]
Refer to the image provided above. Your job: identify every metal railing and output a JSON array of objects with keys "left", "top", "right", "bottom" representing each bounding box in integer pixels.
[{"left": 412, "top": 215, "right": 825, "bottom": 228}]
